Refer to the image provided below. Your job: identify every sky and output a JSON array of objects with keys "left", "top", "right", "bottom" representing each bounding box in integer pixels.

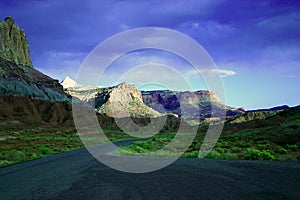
[{"left": 0, "top": 0, "right": 299, "bottom": 110}]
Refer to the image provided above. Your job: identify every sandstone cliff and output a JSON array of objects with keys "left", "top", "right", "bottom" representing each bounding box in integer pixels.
[
  {"left": 0, "top": 17, "right": 32, "bottom": 67},
  {"left": 141, "top": 90, "right": 243, "bottom": 120},
  {"left": 95, "top": 83, "right": 162, "bottom": 118},
  {"left": 63, "top": 76, "right": 244, "bottom": 120},
  {"left": 66, "top": 81, "right": 162, "bottom": 118},
  {"left": 0, "top": 17, "right": 68, "bottom": 102}
]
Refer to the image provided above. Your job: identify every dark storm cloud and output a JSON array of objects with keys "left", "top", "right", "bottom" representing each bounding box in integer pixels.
[
  {"left": 0, "top": 0, "right": 299, "bottom": 77},
  {"left": 0, "top": 0, "right": 299, "bottom": 109}
]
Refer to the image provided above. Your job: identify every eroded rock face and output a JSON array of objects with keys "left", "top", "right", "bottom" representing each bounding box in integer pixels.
[
  {"left": 0, "top": 16, "right": 68, "bottom": 102},
  {"left": 141, "top": 90, "right": 243, "bottom": 120},
  {"left": 0, "top": 57, "right": 68, "bottom": 102},
  {"left": 95, "top": 83, "right": 162, "bottom": 118},
  {"left": 0, "top": 16, "right": 32, "bottom": 67}
]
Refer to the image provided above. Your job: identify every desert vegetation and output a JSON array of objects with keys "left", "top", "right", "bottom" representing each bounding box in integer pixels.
[
  {"left": 0, "top": 127, "right": 136, "bottom": 167},
  {"left": 117, "top": 106, "right": 300, "bottom": 161},
  {"left": 1, "top": 106, "right": 299, "bottom": 167}
]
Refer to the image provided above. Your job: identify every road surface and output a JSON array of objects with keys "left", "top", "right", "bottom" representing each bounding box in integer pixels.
[{"left": 0, "top": 141, "right": 299, "bottom": 199}]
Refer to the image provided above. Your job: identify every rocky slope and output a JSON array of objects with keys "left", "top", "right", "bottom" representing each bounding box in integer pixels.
[
  {"left": 0, "top": 95, "right": 73, "bottom": 128},
  {"left": 0, "top": 57, "right": 68, "bottom": 102}
]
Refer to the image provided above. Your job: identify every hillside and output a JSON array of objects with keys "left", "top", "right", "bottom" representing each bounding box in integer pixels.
[
  {"left": 142, "top": 90, "right": 244, "bottom": 120},
  {"left": 63, "top": 77, "right": 244, "bottom": 120},
  {"left": 118, "top": 105, "right": 300, "bottom": 160}
]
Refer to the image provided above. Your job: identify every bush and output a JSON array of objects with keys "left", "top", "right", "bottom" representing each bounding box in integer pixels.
[
  {"left": 11, "top": 150, "right": 26, "bottom": 161},
  {"left": 230, "top": 146, "right": 243, "bottom": 153},
  {"left": 237, "top": 142, "right": 253, "bottom": 148},
  {"left": 0, "top": 160, "right": 14, "bottom": 167},
  {"left": 214, "top": 147, "right": 225, "bottom": 153},
  {"left": 182, "top": 151, "right": 199, "bottom": 158},
  {"left": 288, "top": 124, "right": 299, "bottom": 129},
  {"left": 205, "top": 150, "right": 238, "bottom": 160},
  {"left": 38, "top": 147, "right": 49, "bottom": 155},
  {"left": 217, "top": 141, "right": 231, "bottom": 148},
  {"left": 285, "top": 144, "right": 298, "bottom": 151},
  {"left": 256, "top": 143, "right": 271, "bottom": 150},
  {"left": 275, "top": 146, "right": 288, "bottom": 154},
  {"left": 243, "top": 150, "right": 275, "bottom": 161},
  {"left": 205, "top": 150, "right": 220, "bottom": 159}
]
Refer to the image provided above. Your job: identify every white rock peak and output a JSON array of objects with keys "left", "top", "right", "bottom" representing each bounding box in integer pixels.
[
  {"left": 61, "top": 76, "right": 78, "bottom": 89},
  {"left": 61, "top": 76, "right": 105, "bottom": 90}
]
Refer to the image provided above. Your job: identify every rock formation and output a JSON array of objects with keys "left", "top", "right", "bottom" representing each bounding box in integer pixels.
[
  {"left": 0, "top": 16, "right": 68, "bottom": 102},
  {"left": 141, "top": 90, "right": 243, "bottom": 120},
  {"left": 63, "top": 76, "right": 244, "bottom": 120},
  {"left": 0, "top": 16, "right": 73, "bottom": 127},
  {"left": 61, "top": 76, "right": 78, "bottom": 89},
  {"left": 0, "top": 17, "right": 32, "bottom": 67},
  {"left": 95, "top": 83, "right": 162, "bottom": 118}
]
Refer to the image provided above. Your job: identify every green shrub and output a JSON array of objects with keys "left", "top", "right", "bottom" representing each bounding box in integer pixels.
[
  {"left": 0, "top": 160, "right": 14, "bottom": 167},
  {"left": 275, "top": 155, "right": 297, "bottom": 161},
  {"left": 256, "top": 143, "right": 271, "bottom": 150},
  {"left": 275, "top": 146, "right": 288, "bottom": 154},
  {"left": 237, "top": 142, "right": 253, "bottom": 148},
  {"left": 214, "top": 147, "right": 225, "bottom": 153},
  {"left": 182, "top": 151, "right": 199, "bottom": 158},
  {"left": 230, "top": 146, "right": 243, "bottom": 153},
  {"left": 217, "top": 141, "right": 231, "bottom": 148},
  {"left": 205, "top": 150, "right": 220, "bottom": 159},
  {"left": 256, "top": 140, "right": 271, "bottom": 145},
  {"left": 0, "top": 150, "right": 27, "bottom": 163},
  {"left": 205, "top": 150, "right": 238, "bottom": 160},
  {"left": 288, "top": 124, "right": 299, "bottom": 129},
  {"left": 285, "top": 144, "right": 298, "bottom": 151},
  {"left": 243, "top": 150, "right": 275, "bottom": 160},
  {"left": 219, "top": 153, "right": 238, "bottom": 160},
  {"left": 38, "top": 147, "right": 49, "bottom": 155}
]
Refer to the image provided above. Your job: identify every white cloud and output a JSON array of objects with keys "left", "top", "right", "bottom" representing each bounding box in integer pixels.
[
  {"left": 212, "top": 69, "right": 236, "bottom": 77},
  {"left": 186, "top": 68, "right": 236, "bottom": 77}
]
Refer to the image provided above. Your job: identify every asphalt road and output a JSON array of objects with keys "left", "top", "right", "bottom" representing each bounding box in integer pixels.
[{"left": 0, "top": 141, "right": 299, "bottom": 200}]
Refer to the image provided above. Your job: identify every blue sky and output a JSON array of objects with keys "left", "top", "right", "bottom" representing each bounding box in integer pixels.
[{"left": 0, "top": 0, "right": 299, "bottom": 109}]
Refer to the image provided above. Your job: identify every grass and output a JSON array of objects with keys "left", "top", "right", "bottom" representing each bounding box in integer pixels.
[
  {"left": 1, "top": 107, "right": 300, "bottom": 166},
  {"left": 0, "top": 127, "right": 82, "bottom": 167},
  {"left": 116, "top": 108, "right": 300, "bottom": 161},
  {"left": 0, "top": 127, "right": 136, "bottom": 167}
]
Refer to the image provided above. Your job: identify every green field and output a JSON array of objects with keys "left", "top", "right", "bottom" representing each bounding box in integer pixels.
[
  {"left": 117, "top": 108, "right": 300, "bottom": 161},
  {"left": 1, "top": 106, "right": 299, "bottom": 167},
  {"left": 0, "top": 127, "right": 135, "bottom": 167}
]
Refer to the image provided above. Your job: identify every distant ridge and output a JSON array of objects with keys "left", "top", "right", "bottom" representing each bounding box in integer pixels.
[
  {"left": 64, "top": 79, "right": 244, "bottom": 120},
  {"left": 247, "top": 105, "right": 290, "bottom": 112},
  {"left": 226, "top": 105, "right": 290, "bottom": 124}
]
